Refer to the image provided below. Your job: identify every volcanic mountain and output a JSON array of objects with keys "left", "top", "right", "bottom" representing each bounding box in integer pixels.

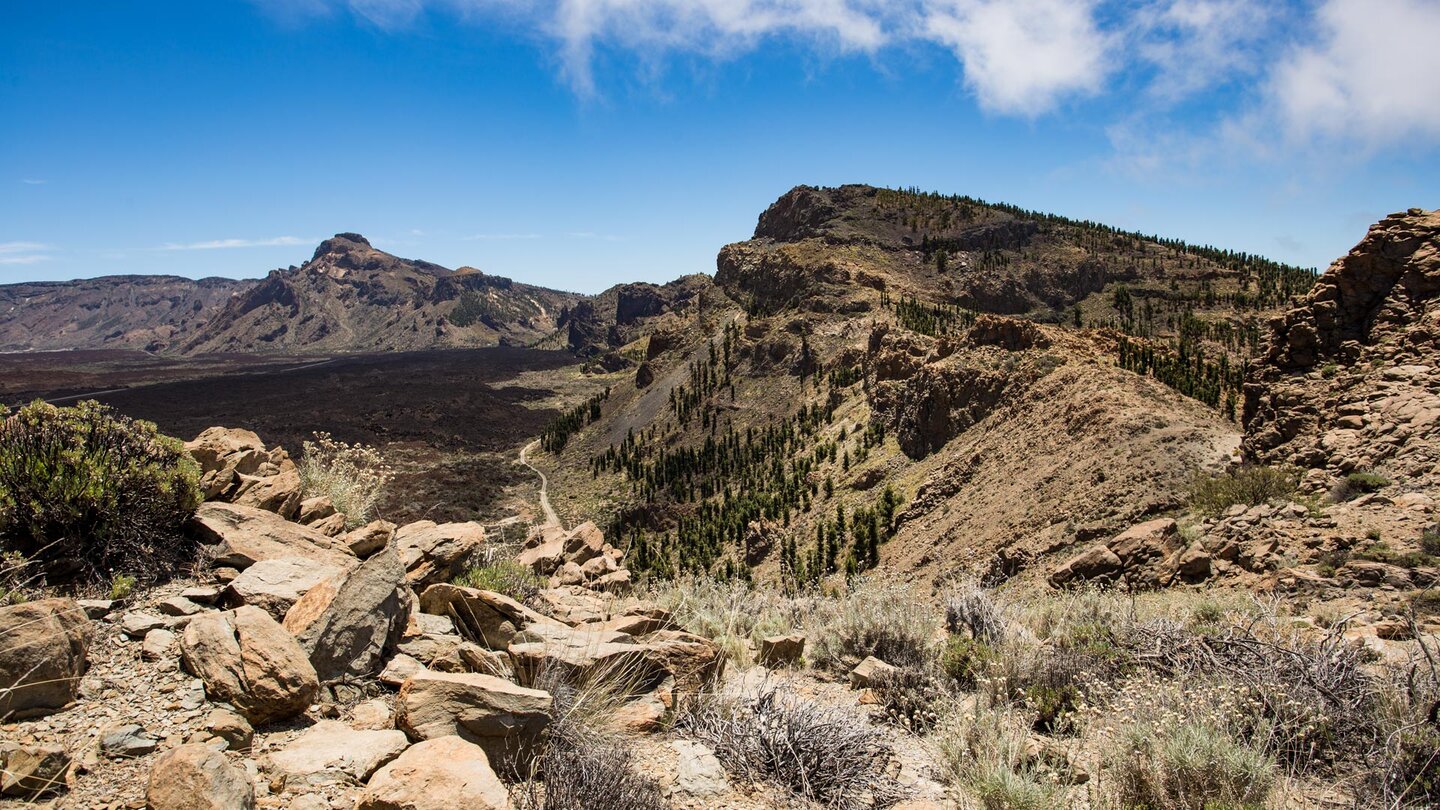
[
  {"left": 178, "top": 233, "right": 583, "bottom": 354},
  {"left": 0, "top": 233, "right": 584, "bottom": 355}
]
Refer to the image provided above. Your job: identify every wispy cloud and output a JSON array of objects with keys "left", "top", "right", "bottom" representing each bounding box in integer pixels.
[
  {"left": 19, "top": 178, "right": 47, "bottom": 185},
  {"left": 0, "top": 242, "right": 54, "bottom": 265},
  {"left": 463, "top": 232, "right": 542, "bottom": 240},
  {"left": 155, "top": 236, "right": 315, "bottom": 251}
]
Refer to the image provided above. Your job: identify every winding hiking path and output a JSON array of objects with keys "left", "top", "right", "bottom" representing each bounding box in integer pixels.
[{"left": 520, "top": 439, "right": 561, "bottom": 529}]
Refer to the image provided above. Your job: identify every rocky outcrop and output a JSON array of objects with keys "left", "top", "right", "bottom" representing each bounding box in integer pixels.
[
  {"left": 0, "top": 599, "right": 93, "bottom": 720},
  {"left": 1048, "top": 518, "right": 1203, "bottom": 589},
  {"left": 1245, "top": 209, "right": 1440, "bottom": 484}
]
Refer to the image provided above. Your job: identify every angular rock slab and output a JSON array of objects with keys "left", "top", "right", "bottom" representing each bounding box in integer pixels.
[
  {"left": 418, "top": 583, "right": 557, "bottom": 649},
  {"left": 394, "top": 520, "right": 486, "bottom": 586},
  {"left": 263, "top": 720, "right": 409, "bottom": 788},
  {"left": 189, "top": 502, "right": 357, "bottom": 572},
  {"left": 284, "top": 543, "right": 412, "bottom": 681},
  {"left": 396, "top": 671, "right": 551, "bottom": 769},
  {"left": 225, "top": 557, "right": 344, "bottom": 620},
  {"left": 180, "top": 605, "right": 319, "bottom": 725}
]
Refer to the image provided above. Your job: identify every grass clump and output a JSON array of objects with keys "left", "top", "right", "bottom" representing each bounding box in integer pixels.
[
  {"left": 0, "top": 400, "right": 201, "bottom": 584},
  {"left": 298, "top": 432, "right": 393, "bottom": 528},
  {"left": 646, "top": 576, "right": 799, "bottom": 665},
  {"left": 107, "top": 572, "right": 138, "bottom": 601},
  {"left": 805, "top": 575, "right": 942, "bottom": 672},
  {"left": 1110, "top": 717, "right": 1275, "bottom": 810},
  {"left": 515, "top": 672, "right": 667, "bottom": 810},
  {"left": 935, "top": 703, "right": 1067, "bottom": 810},
  {"left": 1188, "top": 465, "right": 1298, "bottom": 517},
  {"left": 454, "top": 552, "right": 546, "bottom": 603}
]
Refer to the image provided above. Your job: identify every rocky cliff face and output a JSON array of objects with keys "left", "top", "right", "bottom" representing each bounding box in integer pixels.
[
  {"left": 0, "top": 275, "right": 253, "bottom": 352},
  {"left": 179, "top": 234, "right": 582, "bottom": 355},
  {"left": 1244, "top": 208, "right": 1440, "bottom": 486}
]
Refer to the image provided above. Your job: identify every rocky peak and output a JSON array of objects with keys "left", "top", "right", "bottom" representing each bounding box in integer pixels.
[
  {"left": 1262, "top": 208, "right": 1439, "bottom": 369},
  {"left": 754, "top": 185, "right": 843, "bottom": 241},
  {"left": 1244, "top": 208, "right": 1440, "bottom": 484}
]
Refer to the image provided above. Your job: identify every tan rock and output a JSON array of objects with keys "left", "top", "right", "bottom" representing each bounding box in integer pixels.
[
  {"left": 758, "top": 633, "right": 805, "bottom": 666},
  {"left": 0, "top": 743, "right": 69, "bottom": 798},
  {"left": 345, "top": 519, "right": 398, "bottom": 558},
  {"left": 225, "top": 557, "right": 344, "bottom": 619},
  {"left": 355, "top": 735, "right": 508, "bottom": 810},
  {"left": 284, "top": 543, "right": 413, "bottom": 681},
  {"left": 231, "top": 466, "right": 303, "bottom": 519},
  {"left": 189, "top": 502, "right": 356, "bottom": 572},
  {"left": 263, "top": 720, "right": 409, "bottom": 788},
  {"left": 850, "top": 655, "right": 898, "bottom": 689},
  {"left": 179, "top": 606, "right": 319, "bottom": 725},
  {"left": 145, "top": 743, "right": 255, "bottom": 810},
  {"left": 0, "top": 598, "right": 92, "bottom": 720},
  {"left": 394, "top": 521, "right": 486, "bottom": 586},
  {"left": 417, "top": 583, "right": 557, "bottom": 648}
]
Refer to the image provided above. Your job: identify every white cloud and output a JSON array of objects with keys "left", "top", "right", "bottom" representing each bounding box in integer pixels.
[
  {"left": 922, "top": 0, "right": 1111, "bottom": 116},
  {"left": 1266, "top": 0, "right": 1440, "bottom": 148},
  {"left": 156, "top": 236, "right": 315, "bottom": 251},
  {"left": 20, "top": 178, "right": 47, "bottom": 185},
  {"left": 0, "top": 243, "right": 54, "bottom": 265}
]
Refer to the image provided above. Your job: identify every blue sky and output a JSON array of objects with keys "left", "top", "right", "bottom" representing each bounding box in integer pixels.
[{"left": 2, "top": 0, "right": 1438, "bottom": 294}]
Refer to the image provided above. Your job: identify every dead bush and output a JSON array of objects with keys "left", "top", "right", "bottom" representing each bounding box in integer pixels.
[{"left": 680, "top": 681, "right": 908, "bottom": 808}]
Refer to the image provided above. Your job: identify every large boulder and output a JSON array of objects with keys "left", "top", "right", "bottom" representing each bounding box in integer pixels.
[
  {"left": 0, "top": 598, "right": 93, "bottom": 720},
  {"left": 507, "top": 626, "right": 662, "bottom": 690},
  {"left": 283, "top": 544, "right": 413, "bottom": 681},
  {"left": 355, "top": 736, "right": 509, "bottom": 810},
  {"left": 1049, "top": 518, "right": 1182, "bottom": 588},
  {"left": 179, "top": 606, "right": 319, "bottom": 725},
  {"left": 262, "top": 720, "right": 409, "bottom": 789},
  {"left": 146, "top": 743, "right": 255, "bottom": 810},
  {"left": 189, "top": 502, "right": 357, "bottom": 572},
  {"left": 418, "top": 584, "right": 557, "bottom": 649},
  {"left": 224, "top": 557, "right": 345, "bottom": 620},
  {"left": 394, "top": 521, "right": 486, "bottom": 586},
  {"left": 395, "top": 671, "right": 551, "bottom": 768}
]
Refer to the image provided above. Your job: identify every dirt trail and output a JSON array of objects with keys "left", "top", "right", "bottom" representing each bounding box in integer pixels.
[{"left": 520, "top": 439, "right": 561, "bottom": 529}]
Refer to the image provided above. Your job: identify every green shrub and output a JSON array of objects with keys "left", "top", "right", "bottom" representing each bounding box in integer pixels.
[
  {"left": 1345, "top": 471, "right": 1389, "bottom": 494},
  {"left": 107, "top": 572, "right": 138, "bottom": 601},
  {"left": 1420, "top": 529, "right": 1440, "bottom": 558},
  {"left": 454, "top": 557, "right": 546, "bottom": 603},
  {"left": 1188, "top": 466, "right": 1298, "bottom": 517},
  {"left": 941, "top": 636, "right": 999, "bottom": 689},
  {"left": 1353, "top": 543, "right": 1437, "bottom": 570},
  {"left": 0, "top": 400, "right": 201, "bottom": 583}
]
